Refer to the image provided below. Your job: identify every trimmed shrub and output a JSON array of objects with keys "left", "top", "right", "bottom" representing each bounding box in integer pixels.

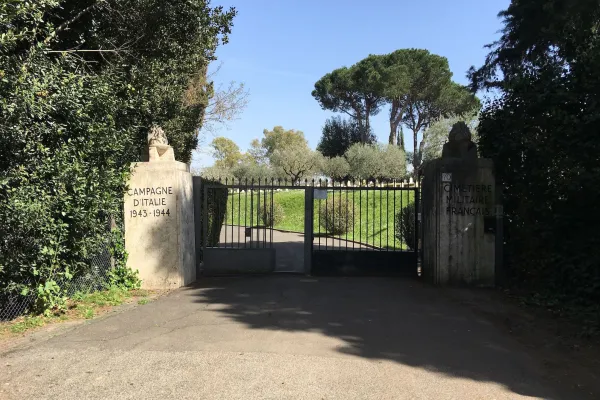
[
  {"left": 199, "top": 180, "right": 228, "bottom": 248},
  {"left": 395, "top": 203, "right": 416, "bottom": 250},
  {"left": 319, "top": 197, "right": 355, "bottom": 235},
  {"left": 259, "top": 201, "right": 285, "bottom": 227}
]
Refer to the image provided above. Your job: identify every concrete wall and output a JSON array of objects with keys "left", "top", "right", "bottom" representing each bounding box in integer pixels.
[
  {"left": 201, "top": 248, "right": 275, "bottom": 276},
  {"left": 422, "top": 158, "right": 496, "bottom": 286},
  {"left": 124, "top": 161, "right": 196, "bottom": 289}
]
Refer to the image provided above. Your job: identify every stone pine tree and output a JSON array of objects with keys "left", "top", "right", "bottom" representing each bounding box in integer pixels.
[
  {"left": 381, "top": 49, "right": 480, "bottom": 172},
  {"left": 313, "top": 49, "right": 479, "bottom": 173},
  {"left": 312, "top": 56, "right": 386, "bottom": 143}
]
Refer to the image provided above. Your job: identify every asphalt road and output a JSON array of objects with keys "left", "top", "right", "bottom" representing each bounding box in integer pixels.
[{"left": 0, "top": 276, "right": 577, "bottom": 400}]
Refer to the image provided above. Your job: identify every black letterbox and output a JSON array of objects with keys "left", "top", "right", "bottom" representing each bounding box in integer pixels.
[{"left": 484, "top": 216, "right": 496, "bottom": 234}]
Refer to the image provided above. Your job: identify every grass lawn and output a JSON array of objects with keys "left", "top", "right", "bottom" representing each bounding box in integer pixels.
[{"left": 222, "top": 189, "right": 416, "bottom": 249}]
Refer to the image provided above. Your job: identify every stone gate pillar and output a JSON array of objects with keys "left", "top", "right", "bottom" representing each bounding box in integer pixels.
[
  {"left": 124, "top": 126, "right": 196, "bottom": 289},
  {"left": 421, "top": 123, "right": 497, "bottom": 286}
]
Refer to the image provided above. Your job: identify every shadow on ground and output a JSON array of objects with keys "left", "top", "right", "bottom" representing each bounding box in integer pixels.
[{"left": 188, "top": 275, "right": 567, "bottom": 399}]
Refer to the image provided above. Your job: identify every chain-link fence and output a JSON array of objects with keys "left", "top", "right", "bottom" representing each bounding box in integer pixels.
[{"left": 0, "top": 244, "right": 113, "bottom": 322}]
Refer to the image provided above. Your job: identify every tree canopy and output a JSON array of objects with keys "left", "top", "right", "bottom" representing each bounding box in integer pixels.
[
  {"left": 469, "top": 0, "right": 600, "bottom": 323},
  {"left": 210, "top": 137, "right": 241, "bottom": 169},
  {"left": 383, "top": 49, "right": 479, "bottom": 171},
  {"left": 260, "top": 126, "right": 308, "bottom": 160},
  {"left": 343, "top": 144, "right": 406, "bottom": 181},
  {"left": 0, "top": 0, "right": 236, "bottom": 312},
  {"left": 312, "top": 59, "right": 385, "bottom": 143},
  {"left": 313, "top": 49, "right": 479, "bottom": 172},
  {"left": 420, "top": 112, "right": 479, "bottom": 163},
  {"left": 271, "top": 148, "right": 322, "bottom": 185}
]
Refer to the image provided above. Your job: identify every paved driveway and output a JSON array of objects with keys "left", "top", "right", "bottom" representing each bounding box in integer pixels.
[{"left": 0, "top": 276, "right": 580, "bottom": 399}]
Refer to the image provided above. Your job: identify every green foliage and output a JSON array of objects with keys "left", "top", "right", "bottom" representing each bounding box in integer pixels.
[
  {"left": 384, "top": 49, "right": 479, "bottom": 171},
  {"left": 9, "top": 316, "right": 45, "bottom": 334},
  {"left": 109, "top": 227, "right": 128, "bottom": 270},
  {"left": 200, "top": 164, "right": 235, "bottom": 180},
  {"left": 232, "top": 155, "right": 274, "bottom": 182},
  {"left": 261, "top": 126, "right": 308, "bottom": 160},
  {"left": 469, "top": 0, "right": 600, "bottom": 328},
  {"left": 395, "top": 203, "right": 416, "bottom": 251},
  {"left": 319, "top": 197, "right": 355, "bottom": 235},
  {"left": 199, "top": 180, "right": 229, "bottom": 248},
  {"left": 34, "top": 280, "right": 68, "bottom": 317},
  {"left": 79, "top": 287, "right": 130, "bottom": 308},
  {"left": 211, "top": 137, "right": 242, "bottom": 170},
  {"left": 421, "top": 112, "right": 480, "bottom": 163},
  {"left": 271, "top": 147, "right": 322, "bottom": 185},
  {"left": 343, "top": 143, "right": 406, "bottom": 181},
  {"left": 108, "top": 268, "right": 141, "bottom": 291},
  {"left": 312, "top": 61, "right": 385, "bottom": 143},
  {"left": 0, "top": 1, "right": 235, "bottom": 315},
  {"left": 204, "top": 127, "right": 319, "bottom": 183},
  {"left": 317, "top": 116, "right": 375, "bottom": 157},
  {"left": 247, "top": 139, "right": 269, "bottom": 165},
  {"left": 376, "top": 144, "right": 407, "bottom": 181},
  {"left": 322, "top": 156, "right": 351, "bottom": 181},
  {"left": 313, "top": 49, "right": 479, "bottom": 171},
  {"left": 259, "top": 202, "right": 285, "bottom": 227},
  {"left": 344, "top": 144, "right": 381, "bottom": 180}
]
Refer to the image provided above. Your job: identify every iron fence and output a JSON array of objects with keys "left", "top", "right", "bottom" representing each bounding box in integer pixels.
[
  {"left": 313, "top": 180, "right": 419, "bottom": 253},
  {"left": 0, "top": 244, "right": 113, "bottom": 322}
]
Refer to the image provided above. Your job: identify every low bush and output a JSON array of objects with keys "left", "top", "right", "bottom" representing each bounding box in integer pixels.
[
  {"left": 319, "top": 197, "right": 355, "bottom": 235},
  {"left": 107, "top": 227, "right": 141, "bottom": 291},
  {"left": 199, "top": 180, "right": 228, "bottom": 247},
  {"left": 260, "top": 201, "right": 285, "bottom": 227},
  {"left": 395, "top": 203, "right": 416, "bottom": 250}
]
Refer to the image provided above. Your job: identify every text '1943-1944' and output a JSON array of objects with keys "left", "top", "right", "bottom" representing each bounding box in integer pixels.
[{"left": 127, "top": 186, "right": 173, "bottom": 218}]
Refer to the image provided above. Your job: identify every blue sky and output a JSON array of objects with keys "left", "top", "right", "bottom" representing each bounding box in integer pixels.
[{"left": 192, "top": 0, "right": 510, "bottom": 170}]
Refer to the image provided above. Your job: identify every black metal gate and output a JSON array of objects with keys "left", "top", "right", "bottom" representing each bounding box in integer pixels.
[
  {"left": 193, "top": 178, "right": 420, "bottom": 277},
  {"left": 195, "top": 178, "right": 278, "bottom": 275},
  {"left": 307, "top": 181, "right": 419, "bottom": 277}
]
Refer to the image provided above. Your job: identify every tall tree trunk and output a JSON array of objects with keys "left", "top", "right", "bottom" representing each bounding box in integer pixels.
[
  {"left": 388, "top": 100, "right": 400, "bottom": 145},
  {"left": 389, "top": 120, "right": 398, "bottom": 145},
  {"left": 363, "top": 103, "right": 371, "bottom": 143},
  {"left": 413, "top": 130, "right": 418, "bottom": 173}
]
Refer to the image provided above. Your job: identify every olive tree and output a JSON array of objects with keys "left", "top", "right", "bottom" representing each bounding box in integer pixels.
[
  {"left": 344, "top": 144, "right": 381, "bottom": 181},
  {"left": 321, "top": 156, "right": 350, "bottom": 181},
  {"left": 271, "top": 148, "right": 322, "bottom": 185}
]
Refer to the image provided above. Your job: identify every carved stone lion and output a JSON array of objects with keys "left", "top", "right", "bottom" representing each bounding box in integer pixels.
[
  {"left": 441, "top": 122, "right": 478, "bottom": 160},
  {"left": 148, "top": 125, "right": 169, "bottom": 146},
  {"left": 147, "top": 125, "right": 175, "bottom": 162}
]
